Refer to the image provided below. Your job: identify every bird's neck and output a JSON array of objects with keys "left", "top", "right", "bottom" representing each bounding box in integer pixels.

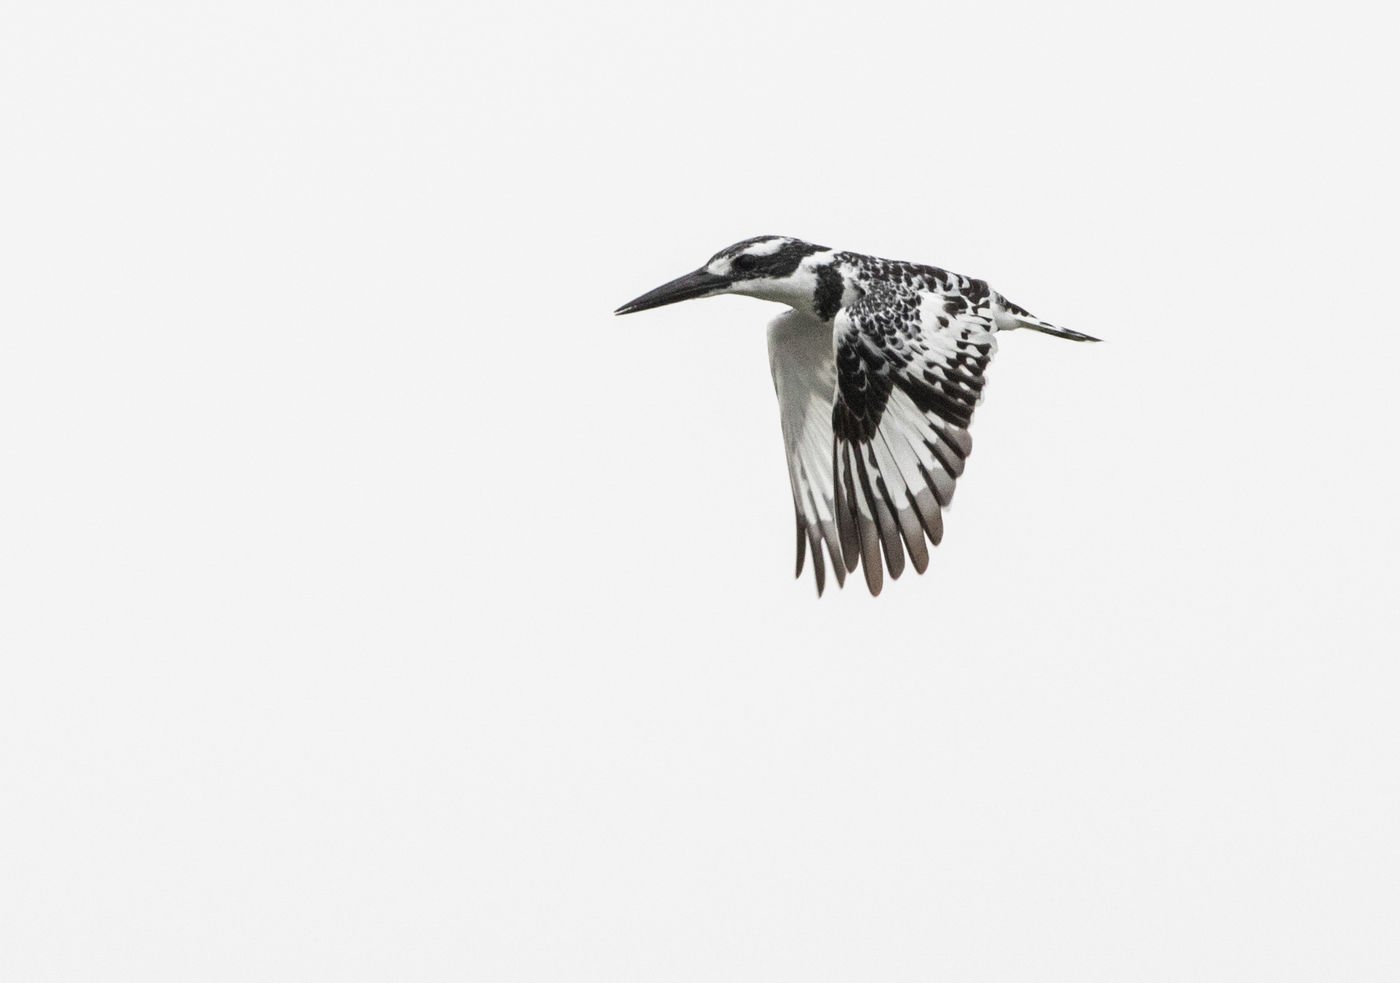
[
  {"left": 805, "top": 256, "right": 865, "bottom": 322},
  {"left": 766, "top": 253, "right": 863, "bottom": 322}
]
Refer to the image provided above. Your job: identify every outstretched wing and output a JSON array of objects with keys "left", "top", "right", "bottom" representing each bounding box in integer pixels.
[
  {"left": 831, "top": 284, "right": 997, "bottom": 595},
  {"left": 767, "top": 310, "right": 845, "bottom": 595}
]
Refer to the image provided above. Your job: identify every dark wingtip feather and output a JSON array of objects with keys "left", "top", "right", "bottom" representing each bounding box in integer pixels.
[
  {"left": 853, "top": 489, "right": 884, "bottom": 596},
  {"left": 794, "top": 512, "right": 806, "bottom": 578},
  {"left": 900, "top": 496, "right": 930, "bottom": 574},
  {"left": 852, "top": 446, "right": 903, "bottom": 581},
  {"left": 837, "top": 446, "right": 862, "bottom": 574},
  {"left": 860, "top": 525, "right": 883, "bottom": 596},
  {"left": 912, "top": 487, "right": 944, "bottom": 548},
  {"left": 820, "top": 520, "right": 847, "bottom": 588},
  {"left": 942, "top": 425, "right": 974, "bottom": 460}
]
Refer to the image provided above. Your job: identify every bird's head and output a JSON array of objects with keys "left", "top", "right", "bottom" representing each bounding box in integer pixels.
[{"left": 614, "top": 236, "right": 838, "bottom": 318}]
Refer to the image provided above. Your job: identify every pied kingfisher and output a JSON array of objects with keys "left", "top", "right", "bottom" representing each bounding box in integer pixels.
[{"left": 615, "top": 236, "right": 1099, "bottom": 596}]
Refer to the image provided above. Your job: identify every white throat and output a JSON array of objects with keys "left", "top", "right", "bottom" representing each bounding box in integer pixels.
[{"left": 729, "top": 252, "right": 840, "bottom": 318}]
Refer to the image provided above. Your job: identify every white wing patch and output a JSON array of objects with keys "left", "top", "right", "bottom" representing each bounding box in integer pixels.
[{"left": 767, "top": 310, "right": 845, "bottom": 595}]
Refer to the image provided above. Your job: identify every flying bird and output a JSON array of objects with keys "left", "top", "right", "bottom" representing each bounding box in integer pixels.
[{"left": 615, "top": 236, "right": 1098, "bottom": 596}]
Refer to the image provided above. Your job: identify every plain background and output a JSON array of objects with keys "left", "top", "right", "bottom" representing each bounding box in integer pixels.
[{"left": 2, "top": 1, "right": 1397, "bottom": 980}]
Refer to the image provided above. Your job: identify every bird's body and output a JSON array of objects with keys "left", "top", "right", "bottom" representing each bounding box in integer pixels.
[{"left": 615, "top": 236, "right": 1098, "bottom": 596}]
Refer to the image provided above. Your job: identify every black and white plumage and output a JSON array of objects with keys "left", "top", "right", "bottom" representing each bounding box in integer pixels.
[{"left": 615, "top": 236, "right": 1098, "bottom": 596}]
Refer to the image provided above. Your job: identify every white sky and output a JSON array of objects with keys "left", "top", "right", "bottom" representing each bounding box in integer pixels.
[{"left": 3, "top": 1, "right": 1397, "bottom": 980}]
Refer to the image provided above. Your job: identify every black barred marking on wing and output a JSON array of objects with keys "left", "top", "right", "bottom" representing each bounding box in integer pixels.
[
  {"left": 829, "top": 280, "right": 998, "bottom": 595},
  {"left": 832, "top": 289, "right": 990, "bottom": 438}
]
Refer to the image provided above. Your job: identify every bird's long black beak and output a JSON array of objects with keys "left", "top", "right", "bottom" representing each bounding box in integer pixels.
[{"left": 614, "top": 269, "right": 730, "bottom": 316}]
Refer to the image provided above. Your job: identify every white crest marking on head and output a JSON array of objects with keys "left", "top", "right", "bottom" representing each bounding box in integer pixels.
[{"left": 744, "top": 237, "right": 789, "bottom": 257}]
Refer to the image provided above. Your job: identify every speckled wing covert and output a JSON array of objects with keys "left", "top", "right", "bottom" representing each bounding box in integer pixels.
[{"left": 830, "top": 282, "right": 997, "bottom": 595}]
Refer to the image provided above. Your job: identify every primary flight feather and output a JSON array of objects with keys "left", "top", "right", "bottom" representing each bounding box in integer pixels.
[{"left": 615, "top": 236, "right": 1098, "bottom": 596}]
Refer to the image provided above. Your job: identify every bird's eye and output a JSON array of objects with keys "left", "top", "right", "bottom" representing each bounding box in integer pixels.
[{"left": 732, "top": 254, "right": 759, "bottom": 272}]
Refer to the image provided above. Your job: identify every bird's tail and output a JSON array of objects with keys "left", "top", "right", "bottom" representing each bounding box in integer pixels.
[
  {"left": 993, "top": 293, "right": 1101, "bottom": 342},
  {"left": 1015, "top": 319, "right": 1101, "bottom": 342}
]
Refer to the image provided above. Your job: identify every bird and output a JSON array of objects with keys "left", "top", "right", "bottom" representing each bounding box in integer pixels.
[{"left": 614, "top": 236, "right": 1098, "bottom": 596}]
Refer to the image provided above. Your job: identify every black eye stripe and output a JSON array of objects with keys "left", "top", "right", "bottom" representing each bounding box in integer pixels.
[{"left": 705, "top": 238, "right": 826, "bottom": 276}]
